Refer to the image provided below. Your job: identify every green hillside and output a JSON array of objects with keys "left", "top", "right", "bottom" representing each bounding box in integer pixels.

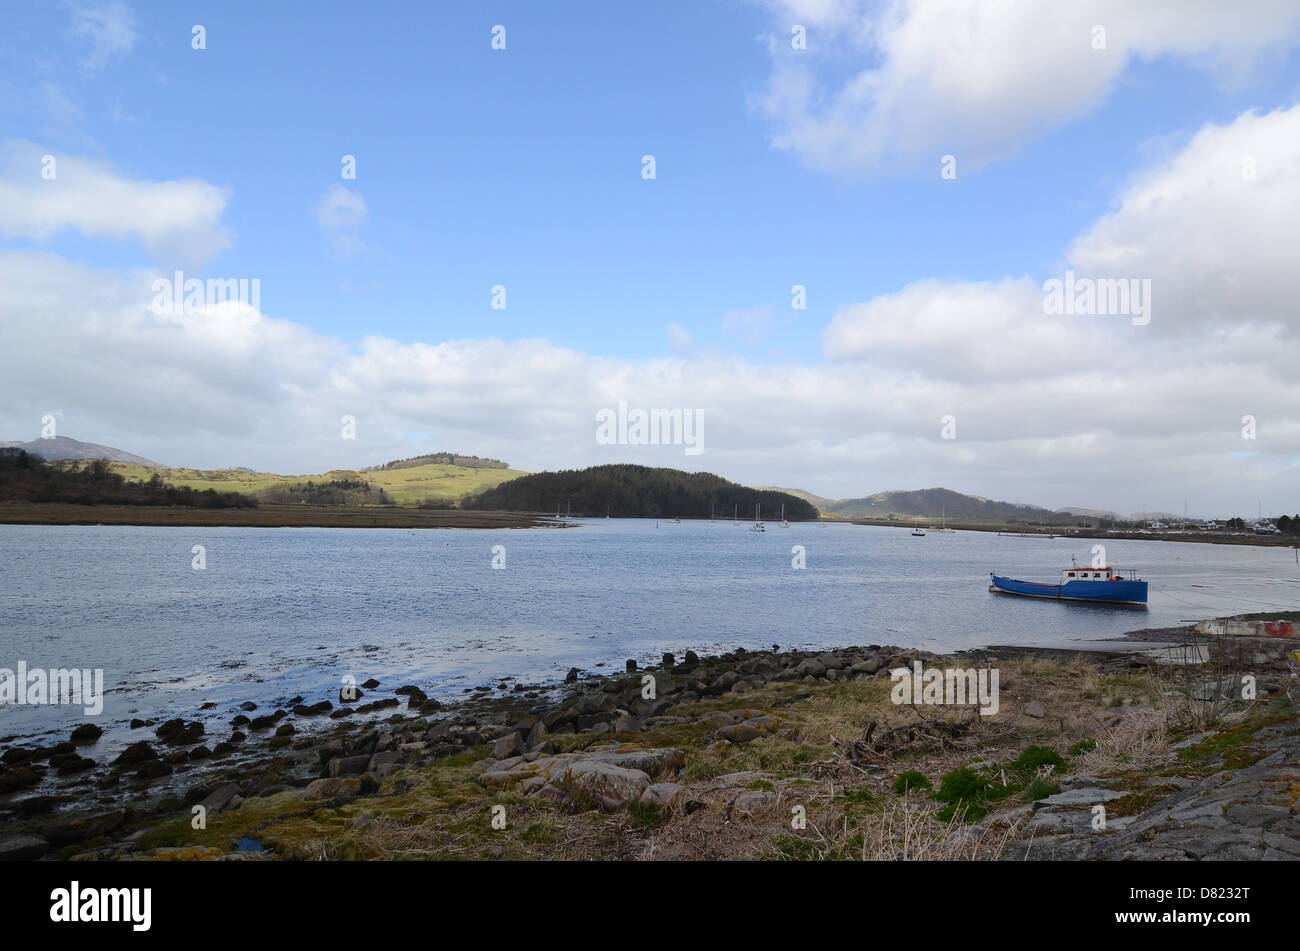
[
  {"left": 828, "top": 487, "right": 1052, "bottom": 521},
  {"left": 464, "top": 464, "right": 819, "bottom": 519},
  {"left": 106, "top": 459, "right": 528, "bottom": 507}
]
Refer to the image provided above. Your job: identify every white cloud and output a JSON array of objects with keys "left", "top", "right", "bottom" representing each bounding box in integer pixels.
[
  {"left": 755, "top": 0, "right": 1300, "bottom": 175},
  {"left": 5, "top": 107, "right": 1300, "bottom": 515},
  {"left": 69, "top": 1, "right": 139, "bottom": 71},
  {"left": 1068, "top": 105, "right": 1300, "bottom": 335},
  {"left": 0, "top": 140, "right": 232, "bottom": 264},
  {"left": 315, "top": 184, "right": 367, "bottom": 256}
]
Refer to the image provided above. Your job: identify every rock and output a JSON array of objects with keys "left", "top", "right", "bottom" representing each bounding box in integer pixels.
[
  {"left": 493, "top": 732, "right": 524, "bottom": 759},
  {"left": 292, "top": 700, "right": 333, "bottom": 717},
  {"left": 0, "top": 834, "right": 47, "bottom": 861},
  {"left": 640, "top": 783, "right": 683, "bottom": 809},
  {"left": 155, "top": 719, "right": 204, "bottom": 745},
  {"left": 1024, "top": 700, "right": 1046, "bottom": 718},
  {"left": 613, "top": 714, "right": 641, "bottom": 733},
  {"left": 239, "top": 701, "right": 258, "bottom": 711},
  {"left": 135, "top": 761, "right": 172, "bottom": 781},
  {"left": 304, "top": 776, "right": 373, "bottom": 802},
  {"left": 69, "top": 723, "right": 103, "bottom": 745},
  {"left": 0, "top": 766, "right": 40, "bottom": 793},
  {"left": 368, "top": 751, "right": 399, "bottom": 779},
  {"left": 340, "top": 687, "right": 365, "bottom": 704},
  {"left": 683, "top": 651, "right": 699, "bottom": 665},
  {"left": 718, "top": 715, "right": 787, "bottom": 744},
  {"left": 565, "top": 668, "right": 581, "bottom": 683},
  {"left": 231, "top": 715, "right": 251, "bottom": 727},
  {"left": 360, "top": 678, "right": 380, "bottom": 689},
  {"left": 56, "top": 756, "right": 95, "bottom": 775},
  {"left": 200, "top": 783, "right": 242, "bottom": 814},
  {"left": 735, "top": 790, "right": 776, "bottom": 811},
  {"left": 795, "top": 659, "right": 826, "bottom": 678},
  {"left": 113, "top": 741, "right": 158, "bottom": 767},
  {"left": 662, "top": 653, "right": 675, "bottom": 668},
  {"left": 625, "top": 659, "right": 637, "bottom": 672},
  {"left": 1033, "top": 787, "right": 1125, "bottom": 810},
  {"left": 1, "top": 747, "right": 34, "bottom": 765},
  {"left": 44, "top": 809, "right": 126, "bottom": 845},
  {"left": 328, "top": 755, "right": 371, "bottom": 778},
  {"left": 566, "top": 761, "right": 651, "bottom": 811}
]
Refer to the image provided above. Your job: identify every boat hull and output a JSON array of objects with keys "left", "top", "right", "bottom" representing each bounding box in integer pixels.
[{"left": 989, "top": 574, "right": 1147, "bottom": 605}]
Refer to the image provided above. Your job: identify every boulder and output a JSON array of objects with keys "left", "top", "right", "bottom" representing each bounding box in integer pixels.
[
  {"left": 493, "top": 732, "right": 524, "bottom": 759},
  {"left": 0, "top": 834, "right": 47, "bottom": 861},
  {"left": 69, "top": 723, "right": 103, "bottom": 745},
  {"left": 113, "top": 741, "right": 158, "bottom": 767},
  {"left": 565, "top": 761, "right": 651, "bottom": 811},
  {"left": 639, "top": 782, "right": 683, "bottom": 809}
]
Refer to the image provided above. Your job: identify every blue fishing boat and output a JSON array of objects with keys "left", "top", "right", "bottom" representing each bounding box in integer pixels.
[{"left": 989, "top": 559, "right": 1147, "bottom": 605}]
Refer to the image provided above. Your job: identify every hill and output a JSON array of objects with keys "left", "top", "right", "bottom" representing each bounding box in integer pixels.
[
  {"left": 1, "top": 436, "right": 166, "bottom": 468},
  {"left": 757, "top": 486, "right": 842, "bottom": 512},
  {"left": 826, "top": 487, "right": 1053, "bottom": 521},
  {"left": 104, "top": 457, "right": 528, "bottom": 507},
  {"left": 464, "top": 465, "right": 819, "bottom": 519}
]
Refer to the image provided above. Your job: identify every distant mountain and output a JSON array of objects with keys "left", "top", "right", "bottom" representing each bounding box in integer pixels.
[
  {"left": 757, "top": 486, "right": 841, "bottom": 512},
  {"left": 1056, "top": 506, "right": 1124, "bottom": 520},
  {"left": 826, "top": 487, "right": 1053, "bottom": 521},
  {"left": 0, "top": 436, "right": 166, "bottom": 468},
  {"left": 465, "top": 464, "right": 819, "bottom": 519}
]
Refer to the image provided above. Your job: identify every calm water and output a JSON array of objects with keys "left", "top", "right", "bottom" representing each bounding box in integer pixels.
[{"left": 3, "top": 520, "right": 1300, "bottom": 753}]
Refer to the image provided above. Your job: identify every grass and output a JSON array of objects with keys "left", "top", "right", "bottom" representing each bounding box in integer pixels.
[
  {"left": 104, "top": 461, "right": 529, "bottom": 508},
  {"left": 106, "top": 652, "right": 1297, "bottom": 861}
]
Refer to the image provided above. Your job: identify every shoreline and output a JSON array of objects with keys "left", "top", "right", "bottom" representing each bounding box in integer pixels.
[
  {"left": 3, "top": 619, "right": 1295, "bottom": 861},
  {"left": 845, "top": 518, "right": 1297, "bottom": 547},
  {"left": 0, "top": 502, "right": 549, "bottom": 530}
]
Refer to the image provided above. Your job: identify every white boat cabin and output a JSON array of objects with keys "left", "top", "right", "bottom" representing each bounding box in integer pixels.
[{"left": 1061, "top": 566, "right": 1121, "bottom": 583}]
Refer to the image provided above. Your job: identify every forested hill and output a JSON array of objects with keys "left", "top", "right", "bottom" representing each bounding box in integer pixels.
[{"left": 463, "top": 464, "right": 819, "bottom": 519}]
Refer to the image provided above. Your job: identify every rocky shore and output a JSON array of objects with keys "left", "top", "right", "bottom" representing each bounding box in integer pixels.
[{"left": 1, "top": 637, "right": 1296, "bottom": 861}]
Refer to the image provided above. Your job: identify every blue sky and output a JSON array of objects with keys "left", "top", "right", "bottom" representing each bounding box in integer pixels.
[{"left": 4, "top": 1, "right": 1300, "bottom": 514}]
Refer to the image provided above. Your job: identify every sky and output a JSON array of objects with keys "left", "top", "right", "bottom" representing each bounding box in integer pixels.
[{"left": 2, "top": 0, "right": 1300, "bottom": 516}]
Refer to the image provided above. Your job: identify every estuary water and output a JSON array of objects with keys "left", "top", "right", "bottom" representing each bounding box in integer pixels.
[{"left": 3, "top": 520, "right": 1299, "bottom": 753}]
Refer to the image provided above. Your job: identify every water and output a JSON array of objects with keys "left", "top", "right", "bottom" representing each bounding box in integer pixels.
[{"left": 3, "top": 520, "right": 1299, "bottom": 756}]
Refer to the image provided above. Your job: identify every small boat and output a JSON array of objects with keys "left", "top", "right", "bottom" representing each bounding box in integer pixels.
[
  {"left": 750, "top": 503, "right": 765, "bottom": 532},
  {"left": 911, "top": 527, "right": 926, "bottom": 536},
  {"left": 780, "top": 504, "right": 789, "bottom": 528},
  {"left": 666, "top": 517, "right": 681, "bottom": 524},
  {"left": 989, "top": 560, "right": 1147, "bottom": 605},
  {"left": 733, "top": 504, "right": 739, "bottom": 526}
]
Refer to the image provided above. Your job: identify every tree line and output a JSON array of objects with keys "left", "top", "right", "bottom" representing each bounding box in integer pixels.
[
  {"left": 0, "top": 450, "right": 255, "bottom": 508},
  {"left": 360, "top": 452, "right": 510, "bottom": 472},
  {"left": 463, "top": 464, "right": 819, "bottom": 519},
  {"left": 255, "top": 479, "right": 394, "bottom": 506}
]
